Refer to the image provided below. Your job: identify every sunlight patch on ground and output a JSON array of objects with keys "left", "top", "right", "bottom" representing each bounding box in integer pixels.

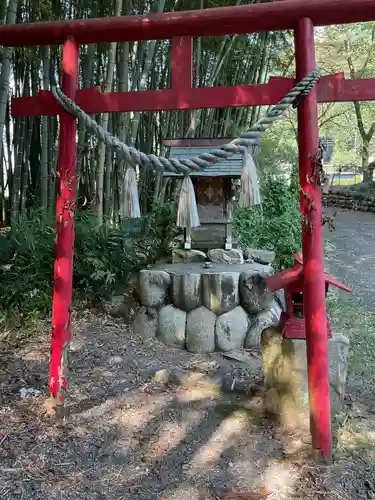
[
  {"left": 111, "top": 395, "right": 171, "bottom": 433},
  {"left": 70, "top": 335, "right": 87, "bottom": 351},
  {"left": 337, "top": 419, "right": 375, "bottom": 454},
  {"left": 264, "top": 460, "right": 298, "bottom": 496},
  {"left": 22, "top": 348, "right": 48, "bottom": 362},
  {"left": 187, "top": 409, "right": 249, "bottom": 474},
  {"left": 147, "top": 418, "right": 196, "bottom": 458},
  {"left": 176, "top": 383, "right": 221, "bottom": 402},
  {"left": 164, "top": 484, "right": 203, "bottom": 500}
]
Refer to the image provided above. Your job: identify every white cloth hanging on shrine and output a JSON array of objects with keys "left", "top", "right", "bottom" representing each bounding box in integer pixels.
[
  {"left": 123, "top": 167, "right": 141, "bottom": 218},
  {"left": 176, "top": 175, "right": 200, "bottom": 229},
  {"left": 239, "top": 147, "right": 261, "bottom": 207}
]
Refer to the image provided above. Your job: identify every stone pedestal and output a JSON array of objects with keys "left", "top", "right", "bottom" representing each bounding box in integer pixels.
[
  {"left": 133, "top": 306, "right": 158, "bottom": 340},
  {"left": 292, "top": 333, "right": 349, "bottom": 415},
  {"left": 261, "top": 326, "right": 350, "bottom": 430},
  {"left": 261, "top": 326, "right": 302, "bottom": 429},
  {"left": 133, "top": 261, "right": 281, "bottom": 353}
]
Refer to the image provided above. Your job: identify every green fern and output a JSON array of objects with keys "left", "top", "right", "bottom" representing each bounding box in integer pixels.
[{"left": 0, "top": 202, "right": 180, "bottom": 326}]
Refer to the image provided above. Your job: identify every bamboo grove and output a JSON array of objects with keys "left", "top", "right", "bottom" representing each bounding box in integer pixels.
[{"left": 0, "top": 0, "right": 291, "bottom": 226}]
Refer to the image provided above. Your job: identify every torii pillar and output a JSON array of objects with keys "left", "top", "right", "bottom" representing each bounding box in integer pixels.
[
  {"left": 49, "top": 38, "right": 79, "bottom": 408},
  {"left": 295, "top": 18, "right": 332, "bottom": 462}
]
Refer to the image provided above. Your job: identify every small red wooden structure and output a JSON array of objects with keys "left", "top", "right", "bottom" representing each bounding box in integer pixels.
[
  {"left": 266, "top": 253, "right": 352, "bottom": 340},
  {"left": 2, "top": 0, "right": 374, "bottom": 461}
]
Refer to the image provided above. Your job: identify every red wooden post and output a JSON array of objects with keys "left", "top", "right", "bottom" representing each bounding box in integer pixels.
[
  {"left": 295, "top": 18, "right": 332, "bottom": 462},
  {"left": 49, "top": 38, "right": 79, "bottom": 407},
  {"left": 1, "top": 0, "right": 375, "bottom": 46},
  {"left": 171, "top": 37, "right": 192, "bottom": 91},
  {"left": 11, "top": 74, "right": 375, "bottom": 116}
]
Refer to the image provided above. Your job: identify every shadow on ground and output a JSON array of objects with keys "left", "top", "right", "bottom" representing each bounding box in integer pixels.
[
  {"left": 1, "top": 310, "right": 375, "bottom": 500},
  {"left": 0, "top": 312, "right": 318, "bottom": 500}
]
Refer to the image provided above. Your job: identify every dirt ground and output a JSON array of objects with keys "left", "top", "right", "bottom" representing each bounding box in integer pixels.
[
  {"left": 1, "top": 313, "right": 374, "bottom": 500},
  {"left": 1, "top": 209, "right": 375, "bottom": 499},
  {"left": 0, "top": 315, "right": 319, "bottom": 500}
]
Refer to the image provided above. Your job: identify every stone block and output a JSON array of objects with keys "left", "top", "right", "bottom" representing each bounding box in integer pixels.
[
  {"left": 133, "top": 306, "right": 158, "bottom": 340},
  {"left": 244, "top": 301, "right": 282, "bottom": 348},
  {"left": 202, "top": 272, "right": 240, "bottom": 315},
  {"left": 239, "top": 271, "right": 273, "bottom": 314},
  {"left": 107, "top": 295, "right": 126, "bottom": 317},
  {"left": 157, "top": 304, "right": 186, "bottom": 348},
  {"left": 261, "top": 326, "right": 302, "bottom": 430},
  {"left": 172, "top": 249, "right": 207, "bottom": 263},
  {"left": 261, "top": 327, "right": 350, "bottom": 431},
  {"left": 107, "top": 295, "right": 138, "bottom": 323},
  {"left": 242, "top": 248, "right": 275, "bottom": 265},
  {"left": 186, "top": 306, "right": 216, "bottom": 353},
  {"left": 171, "top": 273, "right": 202, "bottom": 311},
  {"left": 208, "top": 248, "right": 244, "bottom": 264},
  {"left": 152, "top": 367, "right": 191, "bottom": 385},
  {"left": 274, "top": 289, "right": 286, "bottom": 311},
  {"left": 215, "top": 306, "right": 249, "bottom": 352},
  {"left": 138, "top": 270, "right": 170, "bottom": 308},
  {"left": 292, "top": 332, "right": 350, "bottom": 415}
]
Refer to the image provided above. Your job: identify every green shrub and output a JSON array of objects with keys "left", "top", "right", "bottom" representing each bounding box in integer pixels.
[
  {"left": 0, "top": 211, "right": 55, "bottom": 322},
  {"left": 0, "top": 202, "right": 181, "bottom": 326},
  {"left": 73, "top": 202, "right": 180, "bottom": 300},
  {"left": 233, "top": 175, "right": 301, "bottom": 269}
]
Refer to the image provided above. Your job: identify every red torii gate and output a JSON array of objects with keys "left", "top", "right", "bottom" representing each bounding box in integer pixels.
[{"left": 3, "top": 0, "right": 375, "bottom": 463}]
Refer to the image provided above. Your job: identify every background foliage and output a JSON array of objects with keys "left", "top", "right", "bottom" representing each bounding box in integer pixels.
[
  {"left": 0, "top": 176, "right": 300, "bottom": 327},
  {"left": 0, "top": 203, "right": 180, "bottom": 326},
  {"left": 234, "top": 176, "right": 301, "bottom": 270}
]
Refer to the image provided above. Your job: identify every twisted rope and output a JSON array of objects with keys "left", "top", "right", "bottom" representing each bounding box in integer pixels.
[{"left": 51, "top": 70, "right": 321, "bottom": 175}]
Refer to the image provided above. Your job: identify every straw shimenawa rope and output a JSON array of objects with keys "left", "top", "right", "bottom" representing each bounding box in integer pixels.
[{"left": 51, "top": 69, "right": 321, "bottom": 174}]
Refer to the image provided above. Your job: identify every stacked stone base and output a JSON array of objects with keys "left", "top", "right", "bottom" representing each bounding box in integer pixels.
[
  {"left": 130, "top": 247, "right": 350, "bottom": 425},
  {"left": 133, "top": 258, "right": 281, "bottom": 353},
  {"left": 261, "top": 326, "right": 350, "bottom": 426}
]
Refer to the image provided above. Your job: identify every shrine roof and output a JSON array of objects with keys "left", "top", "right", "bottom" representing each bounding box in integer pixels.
[
  {"left": 266, "top": 253, "right": 352, "bottom": 294},
  {"left": 162, "top": 138, "right": 243, "bottom": 177}
]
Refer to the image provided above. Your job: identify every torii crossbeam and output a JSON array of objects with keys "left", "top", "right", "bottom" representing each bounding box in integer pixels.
[{"left": 4, "top": 0, "right": 375, "bottom": 463}]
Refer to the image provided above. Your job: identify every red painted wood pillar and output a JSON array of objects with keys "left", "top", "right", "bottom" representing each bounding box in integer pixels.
[
  {"left": 49, "top": 38, "right": 79, "bottom": 407},
  {"left": 171, "top": 37, "right": 193, "bottom": 91},
  {"left": 295, "top": 18, "right": 332, "bottom": 462}
]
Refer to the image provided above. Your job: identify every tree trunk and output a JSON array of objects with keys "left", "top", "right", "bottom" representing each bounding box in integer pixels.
[
  {"left": 77, "top": 2, "right": 98, "bottom": 196},
  {"left": 362, "top": 140, "right": 371, "bottom": 182},
  {"left": 48, "top": 120, "right": 58, "bottom": 210},
  {"left": 11, "top": 114, "right": 26, "bottom": 223},
  {"left": 346, "top": 51, "right": 375, "bottom": 183},
  {"left": 367, "top": 164, "right": 375, "bottom": 183},
  {"left": 128, "top": 0, "right": 166, "bottom": 147},
  {"left": 0, "top": 0, "right": 19, "bottom": 163},
  {"left": 21, "top": 112, "right": 34, "bottom": 213},
  {"left": 116, "top": 40, "right": 130, "bottom": 220},
  {"left": 40, "top": 46, "right": 50, "bottom": 209},
  {"left": 103, "top": 113, "right": 113, "bottom": 217},
  {"left": 0, "top": 147, "right": 4, "bottom": 224},
  {"left": 5, "top": 101, "right": 12, "bottom": 224},
  {"left": 186, "top": 0, "right": 204, "bottom": 138},
  {"left": 95, "top": 0, "right": 123, "bottom": 223}
]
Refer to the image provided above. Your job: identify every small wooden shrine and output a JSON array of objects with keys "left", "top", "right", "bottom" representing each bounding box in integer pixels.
[
  {"left": 163, "top": 138, "right": 244, "bottom": 250},
  {"left": 265, "top": 253, "right": 352, "bottom": 339}
]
